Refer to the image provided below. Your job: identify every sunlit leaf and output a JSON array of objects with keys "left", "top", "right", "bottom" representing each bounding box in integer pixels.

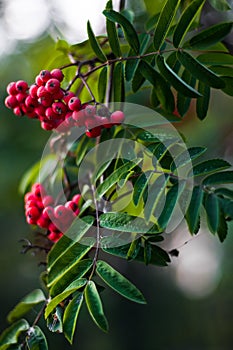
[
  {"left": 63, "top": 293, "right": 84, "bottom": 344},
  {"left": 87, "top": 21, "right": 107, "bottom": 62},
  {"left": 0, "top": 319, "right": 29, "bottom": 349}
]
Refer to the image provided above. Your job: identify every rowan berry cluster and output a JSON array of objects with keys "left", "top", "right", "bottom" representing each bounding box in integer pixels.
[
  {"left": 5, "top": 68, "right": 125, "bottom": 137},
  {"left": 24, "top": 183, "right": 81, "bottom": 242}
]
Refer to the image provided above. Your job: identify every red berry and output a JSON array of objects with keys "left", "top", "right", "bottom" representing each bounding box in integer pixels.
[
  {"left": 48, "top": 222, "right": 59, "bottom": 232},
  {"left": 45, "top": 78, "right": 60, "bottom": 94},
  {"left": 63, "top": 91, "right": 76, "bottom": 104},
  {"left": 43, "top": 206, "right": 54, "bottom": 219},
  {"left": 25, "top": 96, "right": 38, "bottom": 109},
  {"left": 29, "top": 84, "right": 38, "bottom": 98},
  {"left": 41, "top": 121, "right": 54, "bottom": 130},
  {"left": 13, "top": 106, "right": 24, "bottom": 116},
  {"left": 52, "top": 101, "right": 67, "bottom": 115},
  {"left": 54, "top": 205, "right": 68, "bottom": 218},
  {"left": 45, "top": 107, "right": 57, "bottom": 120},
  {"left": 72, "top": 194, "right": 81, "bottom": 204},
  {"left": 68, "top": 97, "right": 81, "bottom": 111},
  {"left": 37, "top": 215, "right": 50, "bottom": 228},
  {"left": 65, "top": 201, "right": 78, "bottom": 211},
  {"left": 39, "top": 94, "right": 54, "bottom": 107},
  {"left": 7, "top": 82, "right": 17, "bottom": 95},
  {"left": 39, "top": 70, "right": 52, "bottom": 83},
  {"left": 51, "top": 69, "right": 64, "bottom": 82},
  {"left": 26, "top": 206, "right": 41, "bottom": 220},
  {"left": 85, "top": 117, "right": 98, "bottom": 130},
  {"left": 53, "top": 89, "right": 64, "bottom": 101},
  {"left": 35, "top": 75, "right": 44, "bottom": 86},
  {"left": 35, "top": 105, "right": 46, "bottom": 117},
  {"left": 16, "top": 80, "right": 28, "bottom": 93},
  {"left": 42, "top": 195, "right": 54, "bottom": 207},
  {"left": 27, "top": 216, "right": 37, "bottom": 225},
  {"left": 86, "top": 126, "right": 102, "bottom": 138},
  {"left": 16, "top": 93, "right": 27, "bottom": 103},
  {"left": 110, "top": 110, "right": 125, "bottom": 124},
  {"left": 48, "top": 232, "right": 63, "bottom": 243},
  {"left": 5, "top": 95, "right": 18, "bottom": 109}
]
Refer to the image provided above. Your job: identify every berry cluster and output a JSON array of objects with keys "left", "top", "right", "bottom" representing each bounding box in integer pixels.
[
  {"left": 5, "top": 68, "right": 125, "bottom": 137},
  {"left": 24, "top": 183, "right": 81, "bottom": 242}
]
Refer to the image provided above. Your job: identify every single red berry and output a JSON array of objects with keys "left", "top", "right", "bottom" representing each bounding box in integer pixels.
[
  {"left": 63, "top": 91, "right": 76, "bottom": 104},
  {"left": 48, "top": 222, "right": 59, "bottom": 232},
  {"left": 48, "top": 232, "right": 63, "bottom": 243},
  {"left": 54, "top": 205, "right": 68, "bottom": 218},
  {"left": 26, "top": 216, "right": 37, "bottom": 225},
  {"left": 53, "top": 89, "right": 64, "bottom": 101},
  {"left": 51, "top": 69, "right": 64, "bottom": 82},
  {"left": 7, "top": 82, "right": 17, "bottom": 95},
  {"left": 43, "top": 206, "right": 55, "bottom": 219},
  {"left": 16, "top": 93, "right": 27, "bottom": 103},
  {"left": 35, "top": 75, "right": 44, "bottom": 86},
  {"left": 39, "top": 70, "right": 52, "bottom": 83},
  {"left": 29, "top": 84, "right": 38, "bottom": 98},
  {"left": 37, "top": 86, "right": 48, "bottom": 98},
  {"left": 37, "top": 215, "right": 50, "bottom": 228},
  {"left": 74, "top": 208, "right": 80, "bottom": 216},
  {"left": 39, "top": 94, "right": 54, "bottom": 107},
  {"left": 13, "top": 106, "right": 24, "bottom": 116},
  {"left": 110, "top": 110, "right": 125, "bottom": 124},
  {"left": 68, "top": 97, "right": 81, "bottom": 111},
  {"left": 25, "top": 199, "right": 38, "bottom": 209},
  {"left": 45, "top": 78, "right": 60, "bottom": 94},
  {"left": 35, "top": 105, "right": 46, "bottom": 117},
  {"left": 52, "top": 101, "right": 67, "bottom": 115},
  {"left": 86, "top": 126, "right": 102, "bottom": 138},
  {"left": 25, "top": 96, "right": 38, "bottom": 109},
  {"left": 72, "top": 194, "right": 81, "bottom": 204},
  {"left": 26, "top": 206, "right": 41, "bottom": 220},
  {"left": 16, "top": 80, "right": 28, "bottom": 93},
  {"left": 24, "top": 192, "right": 36, "bottom": 202},
  {"left": 45, "top": 107, "right": 57, "bottom": 120},
  {"left": 65, "top": 201, "right": 78, "bottom": 211},
  {"left": 5, "top": 95, "right": 18, "bottom": 109},
  {"left": 41, "top": 121, "right": 54, "bottom": 130}
]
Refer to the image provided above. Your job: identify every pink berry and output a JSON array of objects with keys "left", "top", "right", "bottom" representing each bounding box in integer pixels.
[
  {"left": 65, "top": 201, "right": 78, "bottom": 211},
  {"left": 43, "top": 206, "right": 54, "bottom": 219},
  {"left": 37, "top": 215, "right": 50, "bottom": 228},
  {"left": 51, "top": 69, "right": 64, "bottom": 82},
  {"left": 39, "top": 94, "right": 54, "bottom": 107},
  {"left": 13, "top": 106, "right": 24, "bottom": 116},
  {"left": 26, "top": 206, "right": 41, "bottom": 220},
  {"left": 54, "top": 205, "right": 68, "bottom": 218},
  {"left": 29, "top": 84, "right": 38, "bottom": 98},
  {"left": 39, "top": 70, "right": 52, "bottom": 83},
  {"left": 68, "top": 97, "right": 81, "bottom": 111},
  {"left": 25, "top": 96, "right": 38, "bottom": 109},
  {"left": 16, "top": 80, "right": 28, "bottom": 93},
  {"left": 72, "top": 110, "right": 86, "bottom": 126},
  {"left": 16, "top": 93, "right": 27, "bottom": 103},
  {"left": 72, "top": 194, "right": 81, "bottom": 204},
  {"left": 110, "top": 110, "right": 125, "bottom": 124},
  {"left": 35, "top": 75, "right": 44, "bottom": 86},
  {"left": 84, "top": 105, "right": 96, "bottom": 117},
  {"left": 5, "top": 95, "right": 18, "bottom": 109},
  {"left": 35, "top": 105, "right": 46, "bottom": 117},
  {"left": 63, "top": 91, "right": 76, "bottom": 104},
  {"left": 41, "top": 121, "right": 54, "bottom": 130},
  {"left": 45, "top": 78, "right": 60, "bottom": 94},
  {"left": 42, "top": 195, "right": 54, "bottom": 207},
  {"left": 7, "top": 82, "right": 17, "bottom": 95},
  {"left": 53, "top": 89, "right": 64, "bottom": 101},
  {"left": 52, "top": 101, "right": 67, "bottom": 115}
]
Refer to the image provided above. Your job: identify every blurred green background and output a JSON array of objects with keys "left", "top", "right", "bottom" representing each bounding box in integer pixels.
[{"left": 0, "top": 0, "right": 233, "bottom": 349}]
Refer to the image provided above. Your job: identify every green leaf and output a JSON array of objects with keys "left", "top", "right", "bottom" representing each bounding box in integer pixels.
[
  {"left": 171, "top": 146, "right": 207, "bottom": 172},
  {"left": 113, "top": 62, "right": 125, "bottom": 102},
  {"left": 98, "top": 67, "right": 108, "bottom": 103},
  {"left": 47, "top": 239, "right": 95, "bottom": 287},
  {"left": 96, "top": 260, "right": 146, "bottom": 304},
  {"left": 177, "top": 51, "right": 225, "bottom": 89},
  {"left": 139, "top": 60, "right": 175, "bottom": 112},
  {"left": 126, "top": 238, "right": 141, "bottom": 260},
  {"left": 202, "top": 171, "right": 233, "bottom": 185},
  {"left": 132, "top": 69, "right": 146, "bottom": 92},
  {"left": 46, "top": 306, "right": 63, "bottom": 333},
  {"left": 210, "top": 65, "right": 233, "bottom": 77},
  {"left": 103, "top": 10, "right": 140, "bottom": 53},
  {"left": 0, "top": 319, "right": 29, "bottom": 349},
  {"left": 220, "top": 76, "right": 233, "bottom": 96},
  {"left": 185, "top": 22, "right": 233, "bottom": 49},
  {"left": 217, "top": 209, "right": 228, "bottom": 242},
  {"left": 145, "top": 12, "right": 160, "bottom": 31},
  {"left": 133, "top": 171, "right": 153, "bottom": 206},
  {"left": 215, "top": 188, "right": 233, "bottom": 199},
  {"left": 26, "top": 326, "right": 48, "bottom": 350},
  {"left": 153, "top": 0, "right": 181, "bottom": 50},
  {"left": 96, "top": 158, "right": 142, "bottom": 198},
  {"left": 45, "top": 278, "right": 87, "bottom": 319},
  {"left": 48, "top": 215, "right": 94, "bottom": 270},
  {"left": 50, "top": 259, "right": 93, "bottom": 297},
  {"left": 196, "top": 81, "right": 210, "bottom": 120},
  {"left": 84, "top": 281, "right": 109, "bottom": 332},
  {"left": 177, "top": 69, "right": 196, "bottom": 116},
  {"left": 208, "top": 0, "right": 231, "bottom": 11},
  {"left": 190, "top": 159, "right": 231, "bottom": 177},
  {"left": 106, "top": 2, "right": 121, "bottom": 57},
  {"left": 197, "top": 52, "right": 233, "bottom": 65},
  {"left": 204, "top": 193, "right": 220, "bottom": 233},
  {"left": 143, "top": 240, "right": 152, "bottom": 265},
  {"left": 99, "top": 212, "right": 160, "bottom": 233},
  {"left": 144, "top": 174, "right": 169, "bottom": 223},
  {"left": 173, "top": 0, "right": 205, "bottom": 48},
  {"left": 157, "top": 55, "right": 201, "bottom": 97},
  {"left": 158, "top": 183, "right": 180, "bottom": 229},
  {"left": 186, "top": 186, "right": 203, "bottom": 234},
  {"left": 7, "top": 289, "right": 46, "bottom": 324},
  {"left": 63, "top": 293, "right": 84, "bottom": 344},
  {"left": 87, "top": 21, "right": 107, "bottom": 62}
]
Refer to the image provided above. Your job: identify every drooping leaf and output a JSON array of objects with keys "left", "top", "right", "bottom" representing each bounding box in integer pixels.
[
  {"left": 48, "top": 216, "right": 94, "bottom": 270},
  {"left": 157, "top": 55, "right": 201, "bottom": 97},
  {"left": 49, "top": 259, "right": 93, "bottom": 297},
  {"left": 196, "top": 81, "right": 210, "bottom": 120},
  {"left": 177, "top": 51, "right": 225, "bottom": 89},
  {"left": 96, "top": 260, "right": 146, "bottom": 303},
  {"left": 87, "top": 21, "right": 107, "bottom": 62},
  {"left": 173, "top": 0, "right": 205, "bottom": 48},
  {"left": 177, "top": 69, "right": 196, "bottom": 117},
  {"left": 186, "top": 186, "right": 203, "bottom": 234},
  {"left": 63, "top": 292, "right": 84, "bottom": 344},
  {"left": 185, "top": 22, "right": 233, "bottom": 49},
  {"left": 47, "top": 238, "right": 95, "bottom": 288},
  {"left": 197, "top": 52, "right": 233, "bottom": 65},
  {"left": 144, "top": 174, "right": 169, "bottom": 223},
  {"left": 208, "top": 0, "right": 231, "bottom": 11},
  {"left": 84, "top": 281, "right": 109, "bottom": 332},
  {"left": 202, "top": 171, "right": 233, "bottom": 185},
  {"left": 103, "top": 10, "right": 140, "bottom": 53},
  {"left": 113, "top": 62, "right": 125, "bottom": 103},
  {"left": 0, "top": 319, "right": 29, "bottom": 349},
  {"left": 26, "top": 326, "right": 48, "bottom": 350},
  {"left": 105, "top": 1, "right": 122, "bottom": 57},
  {"left": 204, "top": 193, "right": 220, "bottom": 233},
  {"left": 220, "top": 76, "right": 233, "bottom": 96},
  {"left": 166, "top": 51, "right": 181, "bottom": 73},
  {"left": 99, "top": 212, "right": 160, "bottom": 233},
  {"left": 98, "top": 67, "right": 108, "bottom": 103},
  {"left": 217, "top": 209, "right": 228, "bottom": 242},
  {"left": 7, "top": 289, "right": 46, "bottom": 324},
  {"left": 190, "top": 159, "right": 231, "bottom": 177},
  {"left": 45, "top": 278, "right": 87, "bottom": 319},
  {"left": 171, "top": 146, "right": 207, "bottom": 172},
  {"left": 133, "top": 171, "right": 153, "bottom": 206},
  {"left": 153, "top": 0, "right": 181, "bottom": 50},
  {"left": 96, "top": 158, "right": 142, "bottom": 198},
  {"left": 139, "top": 60, "right": 175, "bottom": 112},
  {"left": 158, "top": 182, "right": 180, "bottom": 229}
]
